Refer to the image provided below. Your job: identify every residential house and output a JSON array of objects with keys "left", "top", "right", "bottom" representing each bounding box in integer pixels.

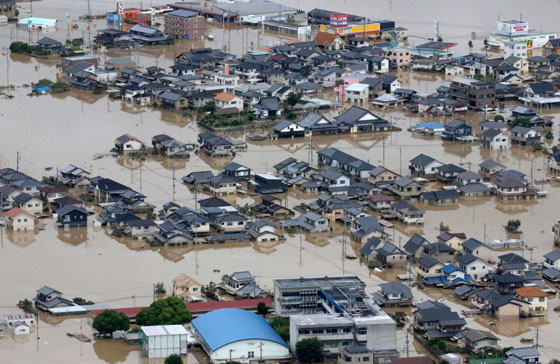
[
  {"left": 390, "top": 177, "right": 423, "bottom": 199},
  {"left": 543, "top": 250, "right": 560, "bottom": 269},
  {"left": 351, "top": 216, "right": 383, "bottom": 243},
  {"left": 391, "top": 202, "right": 424, "bottom": 225},
  {"left": 126, "top": 219, "right": 156, "bottom": 240},
  {"left": 38, "top": 186, "right": 66, "bottom": 204},
  {"left": 420, "top": 190, "right": 459, "bottom": 205},
  {"left": 372, "top": 282, "right": 413, "bottom": 307},
  {"left": 369, "top": 194, "right": 394, "bottom": 210},
  {"left": 442, "top": 119, "right": 472, "bottom": 141},
  {"left": 457, "top": 253, "right": 490, "bottom": 281},
  {"left": 547, "top": 151, "right": 560, "bottom": 173},
  {"left": 494, "top": 273, "right": 524, "bottom": 294},
  {"left": 437, "top": 232, "right": 467, "bottom": 252},
  {"left": 481, "top": 128, "right": 510, "bottom": 150},
  {"left": 498, "top": 253, "right": 529, "bottom": 276},
  {"left": 214, "top": 92, "right": 243, "bottom": 112},
  {"left": 359, "top": 237, "right": 383, "bottom": 263},
  {"left": 415, "top": 256, "right": 444, "bottom": 278},
  {"left": 273, "top": 119, "right": 306, "bottom": 138},
  {"left": 220, "top": 271, "right": 264, "bottom": 298},
  {"left": 4, "top": 207, "right": 38, "bottom": 231},
  {"left": 403, "top": 234, "right": 430, "bottom": 259},
  {"left": 422, "top": 242, "right": 455, "bottom": 264},
  {"left": 510, "top": 126, "right": 542, "bottom": 146},
  {"left": 279, "top": 211, "right": 331, "bottom": 233},
  {"left": 319, "top": 169, "right": 351, "bottom": 189},
  {"left": 514, "top": 286, "right": 548, "bottom": 316},
  {"left": 368, "top": 167, "right": 400, "bottom": 185},
  {"left": 314, "top": 32, "right": 345, "bottom": 51},
  {"left": 345, "top": 83, "right": 369, "bottom": 104},
  {"left": 13, "top": 193, "right": 43, "bottom": 215},
  {"left": 386, "top": 48, "right": 411, "bottom": 69},
  {"left": 409, "top": 154, "right": 443, "bottom": 178},
  {"left": 297, "top": 112, "right": 338, "bottom": 136},
  {"left": 505, "top": 347, "right": 540, "bottom": 364},
  {"left": 253, "top": 97, "right": 282, "bottom": 119},
  {"left": 479, "top": 160, "right": 506, "bottom": 178},
  {"left": 488, "top": 295, "right": 530, "bottom": 318},
  {"left": 435, "top": 164, "right": 466, "bottom": 184},
  {"left": 198, "top": 132, "right": 233, "bottom": 156},
  {"left": 413, "top": 300, "right": 466, "bottom": 339},
  {"left": 247, "top": 220, "right": 283, "bottom": 243},
  {"left": 471, "top": 289, "right": 503, "bottom": 311},
  {"left": 337, "top": 347, "right": 373, "bottom": 364},
  {"left": 335, "top": 106, "right": 390, "bottom": 133},
  {"left": 376, "top": 242, "right": 407, "bottom": 267},
  {"left": 114, "top": 134, "right": 145, "bottom": 153},
  {"left": 208, "top": 175, "right": 238, "bottom": 195},
  {"left": 172, "top": 274, "right": 202, "bottom": 302},
  {"left": 455, "top": 171, "right": 484, "bottom": 186},
  {"left": 462, "top": 238, "right": 495, "bottom": 262},
  {"left": 249, "top": 174, "right": 288, "bottom": 194},
  {"left": 317, "top": 147, "right": 376, "bottom": 180},
  {"left": 458, "top": 329, "right": 499, "bottom": 353},
  {"left": 215, "top": 213, "right": 248, "bottom": 232},
  {"left": 56, "top": 205, "right": 88, "bottom": 228},
  {"left": 223, "top": 162, "right": 250, "bottom": 180}
]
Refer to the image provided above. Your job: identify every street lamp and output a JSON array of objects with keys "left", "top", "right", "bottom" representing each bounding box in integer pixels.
[{"left": 229, "top": 348, "right": 236, "bottom": 362}]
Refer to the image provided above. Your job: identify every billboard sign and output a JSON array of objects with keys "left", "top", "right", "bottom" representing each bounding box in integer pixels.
[{"left": 330, "top": 14, "right": 348, "bottom": 28}]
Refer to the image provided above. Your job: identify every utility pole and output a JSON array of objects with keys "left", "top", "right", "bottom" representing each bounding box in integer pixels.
[
  {"left": 153, "top": 283, "right": 155, "bottom": 302},
  {"left": 399, "top": 146, "right": 402, "bottom": 175},
  {"left": 382, "top": 137, "right": 385, "bottom": 166},
  {"left": 16, "top": 151, "right": 20, "bottom": 172},
  {"left": 172, "top": 168, "right": 176, "bottom": 202},
  {"left": 405, "top": 324, "right": 409, "bottom": 357}
]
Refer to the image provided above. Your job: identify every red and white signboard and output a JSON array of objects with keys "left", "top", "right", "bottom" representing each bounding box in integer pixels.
[
  {"left": 117, "top": 2, "right": 124, "bottom": 15},
  {"left": 330, "top": 14, "right": 348, "bottom": 28}
]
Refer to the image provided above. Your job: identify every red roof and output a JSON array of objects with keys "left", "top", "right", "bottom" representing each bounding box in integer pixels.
[
  {"left": 91, "top": 298, "right": 272, "bottom": 318},
  {"left": 38, "top": 186, "right": 66, "bottom": 194},
  {"left": 5, "top": 207, "right": 36, "bottom": 220}
]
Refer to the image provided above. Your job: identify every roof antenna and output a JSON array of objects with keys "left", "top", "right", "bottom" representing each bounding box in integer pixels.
[{"left": 520, "top": 13, "right": 522, "bottom": 21}]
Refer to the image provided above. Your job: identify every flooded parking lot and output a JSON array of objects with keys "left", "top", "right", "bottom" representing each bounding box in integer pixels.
[{"left": 2, "top": 0, "right": 560, "bottom": 363}]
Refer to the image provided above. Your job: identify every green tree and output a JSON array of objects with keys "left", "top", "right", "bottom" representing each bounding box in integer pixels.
[
  {"left": 505, "top": 219, "right": 521, "bottom": 233},
  {"left": 256, "top": 302, "right": 269, "bottom": 316},
  {"left": 154, "top": 282, "right": 166, "bottom": 294},
  {"left": 494, "top": 114, "right": 505, "bottom": 122},
  {"left": 136, "top": 297, "right": 192, "bottom": 326},
  {"left": 548, "top": 360, "right": 560, "bottom": 364},
  {"left": 199, "top": 101, "right": 216, "bottom": 114},
  {"left": 269, "top": 316, "right": 289, "bottom": 342},
  {"left": 165, "top": 353, "right": 183, "bottom": 364},
  {"left": 93, "top": 310, "right": 130, "bottom": 335},
  {"left": 427, "top": 338, "right": 446, "bottom": 352},
  {"left": 511, "top": 117, "right": 531, "bottom": 127},
  {"left": 9, "top": 41, "right": 33, "bottom": 54},
  {"left": 73, "top": 297, "right": 94, "bottom": 305},
  {"left": 468, "top": 40, "right": 474, "bottom": 54},
  {"left": 483, "top": 38, "right": 489, "bottom": 54},
  {"left": 296, "top": 338, "right": 324, "bottom": 363},
  {"left": 17, "top": 299, "right": 36, "bottom": 314},
  {"left": 286, "top": 92, "right": 301, "bottom": 107}
]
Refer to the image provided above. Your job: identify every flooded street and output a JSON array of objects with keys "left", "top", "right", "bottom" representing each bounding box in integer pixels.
[{"left": 1, "top": 0, "right": 560, "bottom": 363}]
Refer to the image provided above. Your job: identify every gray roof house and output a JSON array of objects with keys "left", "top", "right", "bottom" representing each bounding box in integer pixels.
[{"left": 372, "top": 282, "right": 413, "bottom": 307}]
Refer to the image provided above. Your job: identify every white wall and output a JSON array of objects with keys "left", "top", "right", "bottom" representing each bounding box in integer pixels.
[{"left": 212, "top": 340, "right": 290, "bottom": 362}]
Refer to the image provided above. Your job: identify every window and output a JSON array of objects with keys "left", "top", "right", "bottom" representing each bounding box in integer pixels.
[
  {"left": 248, "top": 351, "right": 254, "bottom": 358},
  {"left": 357, "top": 328, "right": 367, "bottom": 335}
]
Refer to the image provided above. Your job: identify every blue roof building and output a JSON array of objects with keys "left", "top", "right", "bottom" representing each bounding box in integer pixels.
[{"left": 191, "top": 309, "right": 290, "bottom": 362}]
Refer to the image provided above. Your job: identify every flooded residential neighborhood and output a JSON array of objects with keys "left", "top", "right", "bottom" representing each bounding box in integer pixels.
[{"left": 1, "top": 1, "right": 560, "bottom": 364}]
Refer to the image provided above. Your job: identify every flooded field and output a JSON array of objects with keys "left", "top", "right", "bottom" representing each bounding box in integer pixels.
[{"left": 1, "top": 0, "right": 560, "bottom": 363}]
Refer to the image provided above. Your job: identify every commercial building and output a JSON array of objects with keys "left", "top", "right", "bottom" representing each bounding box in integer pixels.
[
  {"left": 489, "top": 20, "right": 556, "bottom": 50},
  {"left": 274, "top": 276, "right": 366, "bottom": 316},
  {"left": 276, "top": 276, "right": 397, "bottom": 361},
  {"left": 449, "top": 77, "right": 496, "bottom": 109},
  {"left": 139, "top": 325, "right": 188, "bottom": 358},
  {"left": 191, "top": 309, "right": 290, "bottom": 363},
  {"left": 18, "top": 17, "right": 57, "bottom": 30},
  {"left": 164, "top": 9, "right": 206, "bottom": 40}
]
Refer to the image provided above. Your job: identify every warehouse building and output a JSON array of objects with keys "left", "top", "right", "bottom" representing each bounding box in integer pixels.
[
  {"left": 139, "top": 325, "right": 188, "bottom": 358},
  {"left": 191, "top": 309, "right": 290, "bottom": 363}
]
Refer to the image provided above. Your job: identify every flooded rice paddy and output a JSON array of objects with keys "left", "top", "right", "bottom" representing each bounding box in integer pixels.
[{"left": 1, "top": 0, "right": 560, "bottom": 363}]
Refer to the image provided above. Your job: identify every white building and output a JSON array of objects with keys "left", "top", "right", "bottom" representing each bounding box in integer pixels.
[
  {"left": 345, "top": 83, "right": 369, "bottom": 104},
  {"left": 13, "top": 322, "right": 30, "bottom": 335},
  {"left": 191, "top": 309, "right": 290, "bottom": 363},
  {"left": 18, "top": 17, "right": 57, "bottom": 30},
  {"left": 4, "top": 314, "right": 35, "bottom": 328},
  {"left": 504, "top": 41, "right": 528, "bottom": 58},
  {"left": 140, "top": 325, "right": 188, "bottom": 358}
]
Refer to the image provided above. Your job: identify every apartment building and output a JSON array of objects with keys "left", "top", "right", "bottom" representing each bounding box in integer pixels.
[
  {"left": 449, "top": 77, "right": 496, "bottom": 109},
  {"left": 164, "top": 9, "right": 206, "bottom": 40}
]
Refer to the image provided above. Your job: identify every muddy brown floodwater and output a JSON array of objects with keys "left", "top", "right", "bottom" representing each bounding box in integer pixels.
[{"left": 2, "top": 0, "right": 560, "bottom": 363}]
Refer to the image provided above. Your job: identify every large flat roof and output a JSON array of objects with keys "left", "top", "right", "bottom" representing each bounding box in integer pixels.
[
  {"left": 274, "top": 276, "right": 365, "bottom": 289},
  {"left": 211, "top": 0, "right": 296, "bottom": 16},
  {"left": 141, "top": 325, "right": 187, "bottom": 336}
]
